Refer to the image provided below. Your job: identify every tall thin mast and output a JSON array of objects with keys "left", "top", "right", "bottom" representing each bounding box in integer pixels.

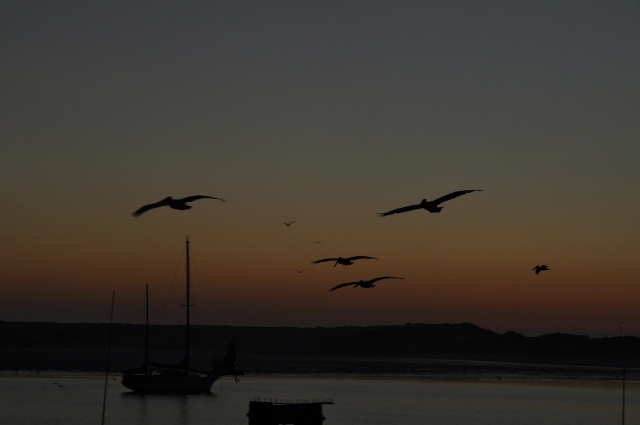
[
  {"left": 145, "top": 284, "right": 149, "bottom": 371},
  {"left": 185, "top": 237, "right": 190, "bottom": 371},
  {"left": 101, "top": 291, "right": 115, "bottom": 425},
  {"left": 622, "top": 368, "right": 626, "bottom": 425}
]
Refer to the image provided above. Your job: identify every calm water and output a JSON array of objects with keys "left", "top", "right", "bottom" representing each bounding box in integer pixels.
[{"left": 1, "top": 373, "right": 638, "bottom": 425}]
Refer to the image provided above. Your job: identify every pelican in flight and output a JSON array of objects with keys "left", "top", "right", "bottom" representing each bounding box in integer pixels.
[
  {"left": 282, "top": 220, "right": 297, "bottom": 226},
  {"left": 313, "top": 255, "right": 378, "bottom": 267},
  {"left": 329, "top": 276, "right": 404, "bottom": 292},
  {"left": 132, "top": 195, "right": 224, "bottom": 217},
  {"left": 377, "top": 189, "right": 482, "bottom": 217},
  {"left": 532, "top": 265, "right": 549, "bottom": 275}
]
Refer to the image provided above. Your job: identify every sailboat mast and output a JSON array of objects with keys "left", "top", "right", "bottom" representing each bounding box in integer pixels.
[
  {"left": 145, "top": 284, "right": 149, "bottom": 371},
  {"left": 185, "top": 237, "right": 190, "bottom": 371}
]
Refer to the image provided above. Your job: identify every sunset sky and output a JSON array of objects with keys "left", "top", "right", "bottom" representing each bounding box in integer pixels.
[{"left": 1, "top": 1, "right": 639, "bottom": 337}]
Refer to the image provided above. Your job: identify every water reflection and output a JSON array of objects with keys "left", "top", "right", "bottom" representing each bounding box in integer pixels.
[
  {"left": 120, "top": 391, "right": 214, "bottom": 425},
  {"left": 1, "top": 375, "right": 638, "bottom": 425}
]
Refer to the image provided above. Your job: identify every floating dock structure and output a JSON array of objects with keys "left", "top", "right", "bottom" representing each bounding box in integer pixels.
[{"left": 247, "top": 398, "right": 334, "bottom": 425}]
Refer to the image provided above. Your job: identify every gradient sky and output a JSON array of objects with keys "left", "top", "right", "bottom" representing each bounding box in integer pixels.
[{"left": 1, "top": 1, "right": 639, "bottom": 337}]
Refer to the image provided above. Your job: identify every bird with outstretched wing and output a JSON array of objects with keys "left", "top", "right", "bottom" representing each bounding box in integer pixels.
[
  {"left": 313, "top": 256, "right": 378, "bottom": 267},
  {"left": 378, "top": 189, "right": 481, "bottom": 217},
  {"left": 132, "top": 195, "right": 224, "bottom": 217},
  {"left": 329, "top": 276, "right": 404, "bottom": 292},
  {"left": 532, "top": 265, "right": 549, "bottom": 275}
]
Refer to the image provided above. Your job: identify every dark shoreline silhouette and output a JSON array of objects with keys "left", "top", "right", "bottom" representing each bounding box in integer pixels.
[{"left": 1, "top": 321, "right": 639, "bottom": 376}]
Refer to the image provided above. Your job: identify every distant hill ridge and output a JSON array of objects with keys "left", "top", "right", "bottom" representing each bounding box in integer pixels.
[{"left": 1, "top": 321, "right": 639, "bottom": 373}]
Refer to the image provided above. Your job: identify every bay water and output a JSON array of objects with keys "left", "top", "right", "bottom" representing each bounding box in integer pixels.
[{"left": 1, "top": 373, "right": 638, "bottom": 424}]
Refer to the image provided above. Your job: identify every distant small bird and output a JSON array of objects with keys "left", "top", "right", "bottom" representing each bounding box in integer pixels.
[
  {"left": 532, "top": 265, "right": 549, "bottom": 275},
  {"left": 53, "top": 382, "right": 66, "bottom": 390},
  {"left": 132, "top": 195, "right": 224, "bottom": 217},
  {"left": 313, "top": 256, "right": 378, "bottom": 267},
  {"left": 329, "top": 276, "right": 404, "bottom": 292},
  {"left": 294, "top": 268, "right": 306, "bottom": 274},
  {"left": 377, "top": 189, "right": 482, "bottom": 217},
  {"left": 282, "top": 220, "right": 297, "bottom": 226},
  {"left": 311, "top": 240, "right": 324, "bottom": 244}
]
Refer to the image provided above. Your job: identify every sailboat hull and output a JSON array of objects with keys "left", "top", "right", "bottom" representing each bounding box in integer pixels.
[{"left": 122, "top": 371, "right": 219, "bottom": 394}]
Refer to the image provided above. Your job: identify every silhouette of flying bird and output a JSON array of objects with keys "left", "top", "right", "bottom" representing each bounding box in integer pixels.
[
  {"left": 282, "top": 220, "right": 297, "bottom": 226},
  {"left": 313, "top": 256, "right": 378, "bottom": 267},
  {"left": 294, "top": 268, "right": 306, "bottom": 274},
  {"left": 377, "top": 189, "right": 482, "bottom": 217},
  {"left": 532, "top": 265, "right": 549, "bottom": 275},
  {"left": 329, "top": 276, "right": 404, "bottom": 292},
  {"left": 132, "top": 195, "right": 224, "bottom": 217}
]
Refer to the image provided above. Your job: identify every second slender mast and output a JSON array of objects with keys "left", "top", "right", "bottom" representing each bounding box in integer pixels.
[
  {"left": 145, "top": 284, "right": 149, "bottom": 371},
  {"left": 185, "top": 237, "right": 190, "bottom": 371}
]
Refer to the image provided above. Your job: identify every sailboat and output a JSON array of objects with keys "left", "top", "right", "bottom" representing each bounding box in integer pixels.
[{"left": 121, "top": 237, "right": 219, "bottom": 393}]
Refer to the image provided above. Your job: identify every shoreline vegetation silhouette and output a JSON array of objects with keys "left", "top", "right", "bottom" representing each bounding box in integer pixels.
[{"left": 2, "top": 321, "right": 638, "bottom": 378}]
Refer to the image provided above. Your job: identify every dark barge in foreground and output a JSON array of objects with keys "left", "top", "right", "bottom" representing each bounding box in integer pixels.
[{"left": 247, "top": 399, "right": 334, "bottom": 425}]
